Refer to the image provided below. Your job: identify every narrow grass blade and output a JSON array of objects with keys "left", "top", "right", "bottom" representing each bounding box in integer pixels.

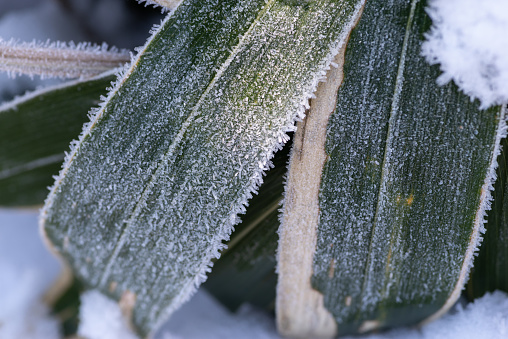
[
  {"left": 40, "top": 0, "right": 366, "bottom": 336},
  {"left": 0, "top": 39, "right": 130, "bottom": 79},
  {"left": 0, "top": 72, "right": 115, "bottom": 206},
  {"left": 277, "top": 0, "right": 506, "bottom": 336}
]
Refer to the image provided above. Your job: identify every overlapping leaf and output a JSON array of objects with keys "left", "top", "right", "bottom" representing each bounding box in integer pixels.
[
  {"left": 204, "top": 140, "right": 290, "bottom": 312},
  {"left": 40, "top": 0, "right": 365, "bottom": 335},
  {"left": 277, "top": 0, "right": 506, "bottom": 336},
  {"left": 467, "top": 133, "right": 508, "bottom": 299},
  {"left": 0, "top": 73, "right": 114, "bottom": 206}
]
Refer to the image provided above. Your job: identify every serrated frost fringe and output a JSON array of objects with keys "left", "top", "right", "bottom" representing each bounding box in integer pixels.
[
  {"left": 423, "top": 104, "right": 508, "bottom": 326},
  {"left": 0, "top": 38, "right": 130, "bottom": 79},
  {"left": 39, "top": 10, "right": 185, "bottom": 335},
  {"left": 153, "top": 0, "right": 367, "bottom": 333},
  {"left": 136, "top": 0, "right": 183, "bottom": 13}
]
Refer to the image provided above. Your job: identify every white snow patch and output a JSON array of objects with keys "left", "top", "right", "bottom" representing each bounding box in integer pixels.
[
  {"left": 0, "top": 209, "right": 62, "bottom": 339},
  {"left": 422, "top": 0, "right": 508, "bottom": 108},
  {"left": 78, "top": 290, "right": 138, "bottom": 339},
  {"left": 345, "top": 291, "right": 508, "bottom": 339},
  {"left": 157, "top": 290, "right": 279, "bottom": 339}
]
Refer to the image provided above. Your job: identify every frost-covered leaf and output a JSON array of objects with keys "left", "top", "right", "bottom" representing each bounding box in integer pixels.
[
  {"left": 277, "top": 0, "right": 507, "bottom": 336},
  {"left": 0, "top": 72, "right": 114, "bottom": 206},
  {"left": 0, "top": 39, "right": 130, "bottom": 79},
  {"left": 40, "top": 0, "right": 365, "bottom": 336},
  {"left": 467, "top": 132, "right": 508, "bottom": 300},
  {"left": 204, "top": 142, "right": 290, "bottom": 312}
]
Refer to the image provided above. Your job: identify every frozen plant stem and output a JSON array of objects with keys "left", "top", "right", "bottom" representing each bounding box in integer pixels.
[{"left": 0, "top": 39, "right": 130, "bottom": 79}]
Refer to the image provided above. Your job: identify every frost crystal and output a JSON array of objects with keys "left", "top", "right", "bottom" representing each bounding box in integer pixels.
[
  {"left": 422, "top": 0, "right": 508, "bottom": 108},
  {"left": 137, "top": 0, "right": 183, "bottom": 12},
  {"left": 0, "top": 38, "right": 130, "bottom": 79},
  {"left": 40, "top": 0, "right": 366, "bottom": 335}
]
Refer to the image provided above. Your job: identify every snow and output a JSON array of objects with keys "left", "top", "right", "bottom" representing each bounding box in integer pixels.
[
  {"left": 422, "top": 0, "right": 508, "bottom": 108},
  {"left": 345, "top": 291, "right": 508, "bottom": 339},
  {"left": 0, "top": 209, "right": 61, "bottom": 339},
  {"left": 1, "top": 207, "right": 506, "bottom": 339},
  {"left": 78, "top": 290, "right": 138, "bottom": 339}
]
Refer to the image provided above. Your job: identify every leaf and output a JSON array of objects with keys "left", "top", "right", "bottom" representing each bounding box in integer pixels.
[
  {"left": 467, "top": 131, "right": 508, "bottom": 300},
  {"left": 0, "top": 39, "right": 130, "bottom": 79},
  {"left": 40, "top": 0, "right": 366, "bottom": 336},
  {"left": 204, "top": 139, "right": 290, "bottom": 312},
  {"left": 0, "top": 72, "right": 115, "bottom": 206},
  {"left": 277, "top": 0, "right": 507, "bottom": 336}
]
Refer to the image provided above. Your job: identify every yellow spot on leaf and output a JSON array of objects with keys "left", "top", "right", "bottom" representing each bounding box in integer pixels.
[{"left": 406, "top": 194, "right": 414, "bottom": 206}]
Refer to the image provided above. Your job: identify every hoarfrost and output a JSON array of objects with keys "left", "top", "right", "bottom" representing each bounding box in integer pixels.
[
  {"left": 0, "top": 0, "right": 89, "bottom": 102},
  {"left": 345, "top": 292, "right": 508, "bottom": 339},
  {"left": 422, "top": 0, "right": 508, "bottom": 108},
  {"left": 137, "top": 0, "right": 184, "bottom": 12},
  {"left": 2, "top": 210, "right": 508, "bottom": 339},
  {"left": 41, "top": 0, "right": 366, "bottom": 335},
  {"left": 311, "top": 0, "right": 506, "bottom": 332},
  {"left": 0, "top": 38, "right": 130, "bottom": 79}
]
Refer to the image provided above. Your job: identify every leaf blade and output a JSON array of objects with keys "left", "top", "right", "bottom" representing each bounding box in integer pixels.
[
  {"left": 277, "top": 0, "right": 506, "bottom": 335},
  {"left": 41, "top": 0, "right": 366, "bottom": 335},
  {"left": 0, "top": 72, "right": 115, "bottom": 206},
  {"left": 467, "top": 129, "right": 508, "bottom": 299}
]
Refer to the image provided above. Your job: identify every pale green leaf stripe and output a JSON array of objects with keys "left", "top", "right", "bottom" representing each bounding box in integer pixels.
[
  {"left": 41, "top": 0, "right": 365, "bottom": 335},
  {"left": 0, "top": 72, "right": 115, "bottom": 206},
  {"left": 313, "top": 0, "right": 506, "bottom": 335}
]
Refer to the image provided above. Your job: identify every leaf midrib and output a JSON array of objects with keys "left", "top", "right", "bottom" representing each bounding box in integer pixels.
[{"left": 358, "top": 0, "right": 418, "bottom": 315}]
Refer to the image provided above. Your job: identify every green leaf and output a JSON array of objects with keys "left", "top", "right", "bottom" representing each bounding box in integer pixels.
[
  {"left": 40, "top": 0, "right": 365, "bottom": 336},
  {"left": 0, "top": 73, "right": 115, "bottom": 206},
  {"left": 204, "top": 140, "right": 290, "bottom": 312},
  {"left": 277, "top": 0, "right": 506, "bottom": 336},
  {"left": 467, "top": 132, "right": 508, "bottom": 300}
]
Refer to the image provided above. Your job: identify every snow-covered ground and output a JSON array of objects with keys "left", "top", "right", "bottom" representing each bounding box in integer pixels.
[{"left": 2, "top": 1, "right": 508, "bottom": 338}]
